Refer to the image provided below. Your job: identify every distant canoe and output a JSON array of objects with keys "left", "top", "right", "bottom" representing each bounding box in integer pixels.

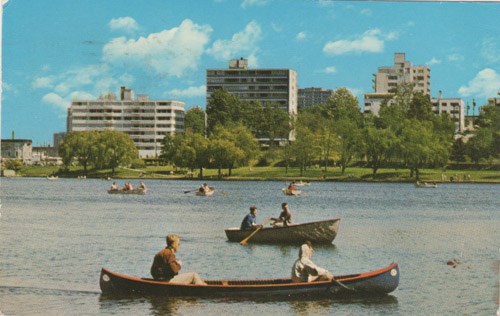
[
  {"left": 295, "top": 181, "right": 311, "bottom": 186},
  {"left": 415, "top": 181, "right": 437, "bottom": 188},
  {"left": 282, "top": 188, "right": 302, "bottom": 196},
  {"left": 225, "top": 218, "right": 340, "bottom": 244},
  {"left": 46, "top": 176, "right": 59, "bottom": 180},
  {"left": 107, "top": 188, "right": 147, "bottom": 195},
  {"left": 99, "top": 262, "right": 399, "bottom": 298}
]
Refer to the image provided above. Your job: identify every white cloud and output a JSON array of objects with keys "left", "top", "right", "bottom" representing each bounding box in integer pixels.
[
  {"left": 296, "top": 31, "right": 307, "bottom": 41},
  {"left": 42, "top": 92, "right": 69, "bottom": 110},
  {"left": 167, "top": 85, "right": 206, "bottom": 98},
  {"left": 207, "top": 20, "right": 261, "bottom": 62},
  {"left": 481, "top": 37, "right": 500, "bottom": 64},
  {"left": 426, "top": 57, "right": 441, "bottom": 65},
  {"left": 324, "top": 66, "right": 337, "bottom": 74},
  {"left": 32, "top": 76, "right": 55, "bottom": 89},
  {"left": 323, "top": 29, "right": 397, "bottom": 55},
  {"left": 69, "top": 91, "right": 97, "bottom": 101},
  {"left": 109, "top": 17, "right": 139, "bottom": 33},
  {"left": 103, "top": 19, "right": 212, "bottom": 77},
  {"left": 458, "top": 68, "right": 500, "bottom": 98},
  {"left": 271, "top": 22, "right": 283, "bottom": 33},
  {"left": 241, "top": 0, "right": 269, "bottom": 8},
  {"left": 447, "top": 53, "right": 464, "bottom": 62}
]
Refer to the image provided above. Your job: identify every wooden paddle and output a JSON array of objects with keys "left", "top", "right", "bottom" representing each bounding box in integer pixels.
[
  {"left": 240, "top": 217, "right": 273, "bottom": 245},
  {"left": 333, "top": 278, "right": 355, "bottom": 291}
]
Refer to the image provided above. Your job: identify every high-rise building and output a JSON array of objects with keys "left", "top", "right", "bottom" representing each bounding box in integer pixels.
[
  {"left": 67, "top": 86, "right": 185, "bottom": 158},
  {"left": 206, "top": 58, "right": 298, "bottom": 117},
  {"left": 364, "top": 53, "right": 431, "bottom": 116},
  {"left": 298, "top": 87, "right": 334, "bottom": 109}
]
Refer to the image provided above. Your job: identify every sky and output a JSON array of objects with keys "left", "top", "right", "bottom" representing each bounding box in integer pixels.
[{"left": 1, "top": 0, "right": 500, "bottom": 146}]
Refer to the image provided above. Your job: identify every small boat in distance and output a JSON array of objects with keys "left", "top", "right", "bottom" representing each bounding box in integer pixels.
[
  {"left": 196, "top": 187, "right": 215, "bottom": 196},
  {"left": 415, "top": 181, "right": 437, "bottom": 188},
  {"left": 294, "top": 180, "right": 311, "bottom": 186},
  {"left": 46, "top": 175, "right": 59, "bottom": 180},
  {"left": 99, "top": 262, "right": 399, "bottom": 298},
  {"left": 282, "top": 188, "right": 301, "bottom": 196},
  {"left": 107, "top": 188, "right": 147, "bottom": 195},
  {"left": 225, "top": 218, "right": 340, "bottom": 244}
]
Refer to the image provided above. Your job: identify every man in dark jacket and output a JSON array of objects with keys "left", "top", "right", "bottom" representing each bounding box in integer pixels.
[{"left": 151, "top": 234, "right": 205, "bottom": 284}]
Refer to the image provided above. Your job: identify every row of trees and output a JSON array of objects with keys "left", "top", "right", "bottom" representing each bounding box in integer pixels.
[
  {"left": 175, "top": 85, "right": 498, "bottom": 179},
  {"left": 57, "top": 86, "right": 498, "bottom": 179},
  {"left": 58, "top": 130, "right": 138, "bottom": 174}
]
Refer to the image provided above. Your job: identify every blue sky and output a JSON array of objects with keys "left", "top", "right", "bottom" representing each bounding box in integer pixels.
[{"left": 2, "top": 0, "right": 500, "bottom": 146}]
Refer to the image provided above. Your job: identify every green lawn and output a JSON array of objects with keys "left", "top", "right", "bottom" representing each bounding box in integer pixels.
[{"left": 10, "top": 164, "right": 500, "bottom": 183}]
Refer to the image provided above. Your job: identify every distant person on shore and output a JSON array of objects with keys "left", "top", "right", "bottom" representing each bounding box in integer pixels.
[
  {"left": 291, "top": 241, "right": 333, "bottom": 283},
  {"left": 271, "top": 202, "right": 292, "bottom": 227},
  {"left": 151, "top": 234, "right": 206, "bottom": 285},
  {"left": 240, "top": 206, "right": 260, "bottom": 230}
]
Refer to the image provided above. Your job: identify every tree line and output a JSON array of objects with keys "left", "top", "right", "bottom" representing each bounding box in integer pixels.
[{"left": 57, "top": 85, "right": 499, "bottom": 178}]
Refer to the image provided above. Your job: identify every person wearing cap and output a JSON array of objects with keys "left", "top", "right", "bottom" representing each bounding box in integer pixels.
[
  {"left": 150, "top": 234, "right": 206, "bottom": 285},
  {"left": 240, "top": 206, "right": 259, "bottom": 230},
  {"left": 271, "top": 202, "right": 292, "bottom": 227},
  {"left": 291, "top": 241, "right": 333, "bottom": 282}
]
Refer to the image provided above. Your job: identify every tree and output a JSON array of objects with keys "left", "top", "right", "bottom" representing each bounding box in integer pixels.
[
  {"left": 58, "top": 131, "right": 96, "bottom": 172},
  {"left": 450, "top": 138, "right": 467, "bottom": 163},
  {"left": 175, "top": 130, "right": 210, "bottom": 178},
  {"left": 289, "top": 124, "right": 318, "bottom": 176},
  {"left": 209, "top": 124, "right": 258, "bottom": 177},
  {"left": 184, "top": 107, "right": 206, "bottom": 135},
  {"left": 364, "top": 126, "right": 398, "bottom": 175},
  {"left": 466, "top": 128, "right": 494, "bottom": 165},
  {"left": 256, "top": 104, "right": 291, "bottom": 146},
  {"left": 97, "top": 130, "right": 138, "bottom": 174},
  {"left": 334, "top": 119, "right": 363, "bottom": 175},
  {"left": 206, "top": 89, "right": 242, "bottom": 135}
]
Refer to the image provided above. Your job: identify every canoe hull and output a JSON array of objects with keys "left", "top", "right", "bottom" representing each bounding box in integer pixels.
[
  {"left": 282, "top": 188, "right": 302, "bottom": 196},
  {"left": 107, "top": 189, "right": 147, "bottom": 195},
  {"left": 99, "top": 263, "right": 399, "bottom": 298},
  {"left": 225, "top": 218, "right": 340, "bottom": 244}
]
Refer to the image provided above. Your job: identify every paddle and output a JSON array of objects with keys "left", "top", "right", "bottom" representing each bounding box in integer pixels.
[
  {"left": 240, "top": 217, "right": 273, "bottom": 245},
  {"left": 333, "top": 278, "right": 355, "bottom": 291},
  {"left": 184, "top": 190, "right": 195, "bottom": 193}
]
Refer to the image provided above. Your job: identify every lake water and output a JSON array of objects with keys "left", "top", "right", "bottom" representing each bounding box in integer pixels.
[{"left": 0, "top": 178, "right": 498, "bottom": 315}]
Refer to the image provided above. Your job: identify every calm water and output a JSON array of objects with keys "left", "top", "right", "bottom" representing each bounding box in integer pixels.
[{"left": 0, "top": 178, "right": 498, "bottom": 315}]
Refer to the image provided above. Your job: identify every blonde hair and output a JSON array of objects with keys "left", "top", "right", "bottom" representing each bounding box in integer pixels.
[{"left": 166, "top": 234, "right": 180, "bottom": 247}]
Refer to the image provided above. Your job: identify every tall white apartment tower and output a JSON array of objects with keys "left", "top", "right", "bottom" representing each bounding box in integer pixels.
[
  {"left": 67, "top": 86, "right": 185, "bottom": 158},
  {"left": 206, "top": 58, "right": 298, "bottom": 118},
  {"left": 365, "top": 53, "right": 431, "bottom": 116}
]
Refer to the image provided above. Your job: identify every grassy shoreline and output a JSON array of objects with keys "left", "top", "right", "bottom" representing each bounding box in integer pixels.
[{"left": 6, "top": 165, "right": 500, "bottom": 183}]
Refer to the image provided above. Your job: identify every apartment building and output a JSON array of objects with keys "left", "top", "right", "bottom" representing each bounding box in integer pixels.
[
  {"left": 298, "top": 87, "right": 334, "bottom": 109},
  {"left": 67, "top": 87, "right": 185, "bottom": 158},
  {"left": 206, "top": 58, "right": 298, "bottom": 116},
  {"left": 431, "top": 91, "right": 465, "bottom": 133},
  {"left": 364, "top": 53, "right": 431, "bottom": 116}
]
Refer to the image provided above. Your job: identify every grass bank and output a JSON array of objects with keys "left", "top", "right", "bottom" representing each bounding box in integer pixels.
[{"left": 9, "top": 165, "right": 500, "bottom": 183}]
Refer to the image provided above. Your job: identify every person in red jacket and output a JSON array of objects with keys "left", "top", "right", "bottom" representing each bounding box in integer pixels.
[{"left": 150, "top": 234, "right": 206, "bottom": 284}]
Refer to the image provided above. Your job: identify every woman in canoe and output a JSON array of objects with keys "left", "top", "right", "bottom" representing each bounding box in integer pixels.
[
  {"left": 271, "top": 202, "right": 292, "bottom": 227},
  {"left": 292, "top": 241, "right": 333, "bottom": 282}
]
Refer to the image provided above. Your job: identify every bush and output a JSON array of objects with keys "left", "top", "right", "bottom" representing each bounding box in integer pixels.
[{"left": 130, "top": 159, "right": 146, "bottom": 169}]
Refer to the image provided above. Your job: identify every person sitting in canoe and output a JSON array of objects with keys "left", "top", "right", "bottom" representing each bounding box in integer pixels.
[
  {"left": 271, "top": 202, "right": 292, "bottom": 227},
  {"left": 240, "top": 206, "right": 260, "bottom": 230},
  {"left": 110, "top": 181, "right": 118, "bottom": 191},
  {"left": 198, "top": 183, "right": 209, "bottom": 193},
  {"left": 288, "top": 182, "right": 296, "bottom": 191},
  {"left": 291, "top": 241, "right": 333, "bottom": 283},
  {"left": 122, "top": 181, "right": 133, "bottom": 191},
  {"left": 138, "top": 181, "right": 147, "bottom": 190},
  {"left": 150, "top": 234, "right": 206, "bottom": 285}
]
